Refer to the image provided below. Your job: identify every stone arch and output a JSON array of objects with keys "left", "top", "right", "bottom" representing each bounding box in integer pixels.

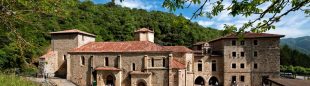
[
  {"left": 105, "top": 74, "right": 116, "bottom": 86},
  {"left": 137, "top": 79, "right": 147, "bottom": 86},
  {"left": 195, "top": 76, "right": 205, "bottom": 86},
  {"left": 208, "top": 76, "right": 219, "bottom": 86}
]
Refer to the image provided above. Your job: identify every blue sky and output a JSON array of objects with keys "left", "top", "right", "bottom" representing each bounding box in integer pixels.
[{"left": 92, "top": 0, "right": 310, "bottom": 38}]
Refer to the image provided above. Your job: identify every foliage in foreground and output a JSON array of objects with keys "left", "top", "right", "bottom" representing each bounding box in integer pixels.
[
  {"left": 281, "top": 65, "right": 310, "bottom": 75},
  {"left": 0, "top": 73, "right": 38, "bottom": 86}
]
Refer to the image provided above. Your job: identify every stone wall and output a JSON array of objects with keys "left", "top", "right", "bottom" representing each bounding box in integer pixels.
[
  {"left": 222, "top": 37, "right": 281, "bottom": 86},
  {"left": 193, "top": 55, "right": 224, "bottom": 85},
  {"left": 51, "top": 33, "right": 95, "bottom": 78}
]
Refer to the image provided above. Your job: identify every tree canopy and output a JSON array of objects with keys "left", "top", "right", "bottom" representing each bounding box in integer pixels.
[
  {"left": 161, "top": 0, "right": 310, "bottom": 33},
  {"left": 0, "top": 1, "right": 221, "bottom": 71}
]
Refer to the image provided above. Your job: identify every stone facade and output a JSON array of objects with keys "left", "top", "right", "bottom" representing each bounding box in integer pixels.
[
  {"left": 192, "top": 33, "right": 284, "bottom": 86},
  {"left": 40, "top": 29, "right": 283, "bottom": 86}
]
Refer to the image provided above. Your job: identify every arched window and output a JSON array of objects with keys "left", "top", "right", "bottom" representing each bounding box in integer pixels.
[
  {"left": 187, "top": 62, "right": 190, "bottom": 71},
  {"left": 198, "top": 60, "right": 202, "bottom": 71},
  {"left": 132, "top": 63, "right": 136, "bottom": 71},
  {"left": 105, "top": 57, "right": 109, "bottom": 66},
  {"left": 162, "top": 58, "right": 166, "bottom": 67},
  {"left": 80, "top": 56, "right": 85, "bottom": 65},
  {"left": 151, "top": 58, "right": 154, "bottom": 67},
  {"left": 212, "top": 60, "right": 216, "bottom": 71}
]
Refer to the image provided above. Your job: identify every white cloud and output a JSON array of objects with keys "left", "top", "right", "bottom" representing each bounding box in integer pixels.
[
  {"left": 197, "top": 20, "right": 215, "bottom": 27},
  {"left": 116, "top": 0, "right": 154, "bottom": 10}
]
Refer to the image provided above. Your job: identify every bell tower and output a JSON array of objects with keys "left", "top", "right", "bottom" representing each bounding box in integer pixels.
[{"left": 134, "top": 28, "right": 154, "bottom": 42}]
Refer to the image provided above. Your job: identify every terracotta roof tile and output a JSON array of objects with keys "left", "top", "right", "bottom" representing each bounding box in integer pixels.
[
  {"left": 70, "top": 41, "right": 171, "bottom": 53},
  {"left": 50, "top": 29, "right": 96, "bottom": 37},
  {"left": 164, "top": 46, "right": 192, "bottom": 53},
  {"left": 209, "top": 32, "right": 284, "bottom": 42},
  {"left": 171, "top": 59, "right": 186, "bottom": 69},
  {"left": 134, "top": 28, "right": 154, "bottom": 33},
  {"left": 95, "top": 67, "right": 121, "bottom": 71},
  {"left": 40, "top": 51, "right": 57, "bottom": 59}
]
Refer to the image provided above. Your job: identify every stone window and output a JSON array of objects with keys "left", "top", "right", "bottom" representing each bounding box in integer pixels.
[
  {"left": 132, "top": 63, "right": 135, "bottom": 71},
  {"left": 254, "top": 51, "right": 258, "bottom": 57},
  {"left": 80, "top": 56, "right": 85, "bottom": 66},
  {"left": 231, "top": 76, "right": 237, "bottom": 83},
  {"left": 105, "top": 57, "right": 109, "bottom": 66},
  {"left": 240, "top": 63, "right": 245, "bottom": 68},
  {"left": 232, "top": 63, "right": 236, "bottom": 68},
  {"left": 253, "top": 40, "right": 258, "bottom": 45},
  {"left": 212, "top": 60, "right": 216, "bottom": 71},
  {"left": 240, "top": 40, "right": 245, "bottom": 45},
  {"left": 232, "top": 40, "right": 236, "bottom": 46},
  {"left": 241, "top": 52, "right": 245, "bottom": 57},
  {"left": 240, "top": 76, "right": 245, "bottom": 82},
  {"left": 254, "top": 63, "right": 258, "bottom": 69},
  {"left": 187, "top": 62, "right": 190, "bottom": 71},
  {"left": 198, "top": 60, "right": 202, "bottom": 71},
  {"left": 82, "top": 35, "right": 85, "bottom": 41},
  {"left": 232, "top": 52, "right": 236, "bottom": 57},
  {"left": 163, "top": 58, "right": 166, "bottom": 67},
  {"left": 151, "top": 58, "right": 155, "bottom": 67}
]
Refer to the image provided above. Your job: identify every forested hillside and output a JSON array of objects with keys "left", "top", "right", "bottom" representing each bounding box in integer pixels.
[
  {"left": 0, "top": 1, "right": 221, "bottom": 70},
  {"left": 280, "top": 45, "right": 310, "bottom": 68},
  {"left": 281, "top": 36, "right": 310, "bottom": 55}
]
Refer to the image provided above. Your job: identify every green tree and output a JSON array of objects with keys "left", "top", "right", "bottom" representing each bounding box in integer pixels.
[{"left": 160, "top": 0, "right": 309, "bottom": 33}]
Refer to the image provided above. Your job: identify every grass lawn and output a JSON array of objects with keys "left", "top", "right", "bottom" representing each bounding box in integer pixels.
[{"left": 0, "top": 74, "right": 38, "bottom": 86}]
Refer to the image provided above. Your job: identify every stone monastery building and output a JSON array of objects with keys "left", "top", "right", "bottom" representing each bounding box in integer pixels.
[{"left": 39, "top": 28, "right": 284, "bottom": 86}]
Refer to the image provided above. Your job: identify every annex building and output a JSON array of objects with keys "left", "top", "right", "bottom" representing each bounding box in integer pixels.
[{"left": 39, "top": 28, "right": 284, "bottom": 86}]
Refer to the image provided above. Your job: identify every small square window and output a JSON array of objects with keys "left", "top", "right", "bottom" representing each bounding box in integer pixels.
[
  {"left": 254, "top": 40, "right": 258, "bottom": 45},
  {"left": 254, "top": 63, "right": 258, "bottom": 69},
  {"left": 240, "top": 76, "right": 245, "bottom": 82},
  {"left": 232, "top": 40, "right": 236, "bottom": 46},
  {"left": 232, "top": 52, "right": 236, "bottom": 57},
  {"left": 254, "top": 51, "right": 258, "bottom": 57},
  {"left": 241, "top": 52, "right": 245, "bottom": 57},
  {"left": 232, "top": 63, "right": 236, "bottom": 68},
  {"left": 240, "top": 40, "right": 245, "bottom": 45},
  {"left": 232, "top": 76, "right": 237, "bottom": 83},
  {"left": 240, "top": 63, "right": 245, "bottom": 68}
]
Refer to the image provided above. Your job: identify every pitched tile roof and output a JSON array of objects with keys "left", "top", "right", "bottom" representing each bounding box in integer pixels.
[
  {"left": 134, "top": 28, "right": 154, "bottom": 33},
  {"left": 70, "top": 41, "right": 172, "bottom": 53},
  {"left": 95, "top": 67, "right": 121, "bottom": 71},
  {"left": 209, "top": 32, "right": 285, "bottom": 42},
  {"left": 171, "top": 59, "right": 186, "bottom": 69},
  {"left": 164, "top": 46, "right": 193, "bottom": 52},
  {"left": 40, "top": 50, "right": 57, "bottom": 59},
  {"left": 50, "top": 29, "right": 96, "bottom": 37}
]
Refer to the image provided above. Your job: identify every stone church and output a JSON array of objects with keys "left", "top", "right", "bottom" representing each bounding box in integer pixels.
[{"left": 39, "top": 28, "right": 284, "bottom": 86}]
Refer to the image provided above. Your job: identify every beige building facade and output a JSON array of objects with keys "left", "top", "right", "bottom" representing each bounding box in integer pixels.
[{"left": 39, "top": 28, "right": 284, "bottom": 86}]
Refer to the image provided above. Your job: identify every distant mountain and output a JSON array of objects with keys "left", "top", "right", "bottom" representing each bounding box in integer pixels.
[{"left": 280, "top": 36, "right": 310, "bottom": 55}]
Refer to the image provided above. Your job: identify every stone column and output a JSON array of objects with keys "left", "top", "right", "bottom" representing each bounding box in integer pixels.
[
  {"left": 144, "top": 55, "right": 148, "bottom": 72},
  {"left": 66, "top": 54, "right": 71, "bottom": 80},
  {"left": 168, "top": 54, "right": 174, "bottom": 86}
]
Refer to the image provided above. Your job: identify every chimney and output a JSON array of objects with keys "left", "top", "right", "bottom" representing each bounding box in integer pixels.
[{"left": 134, "top": 28, "right": 154, "bottom": 42}]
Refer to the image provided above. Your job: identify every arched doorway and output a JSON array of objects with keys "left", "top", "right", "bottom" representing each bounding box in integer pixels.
[
  {"left": 208, "top": 76, "right": 219, "bottom": 86},
  {"left": 106, "top": 75, "right": 115, "bottom": 86},
  {"left": 137, "top": 79, "right": 147, "bottom": 86},
  {"left": 195, "top": 76, "right": 205, "bottom": 86},
  {"left": 137, "top": 82, "right": 146, "bottom": 86}
]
